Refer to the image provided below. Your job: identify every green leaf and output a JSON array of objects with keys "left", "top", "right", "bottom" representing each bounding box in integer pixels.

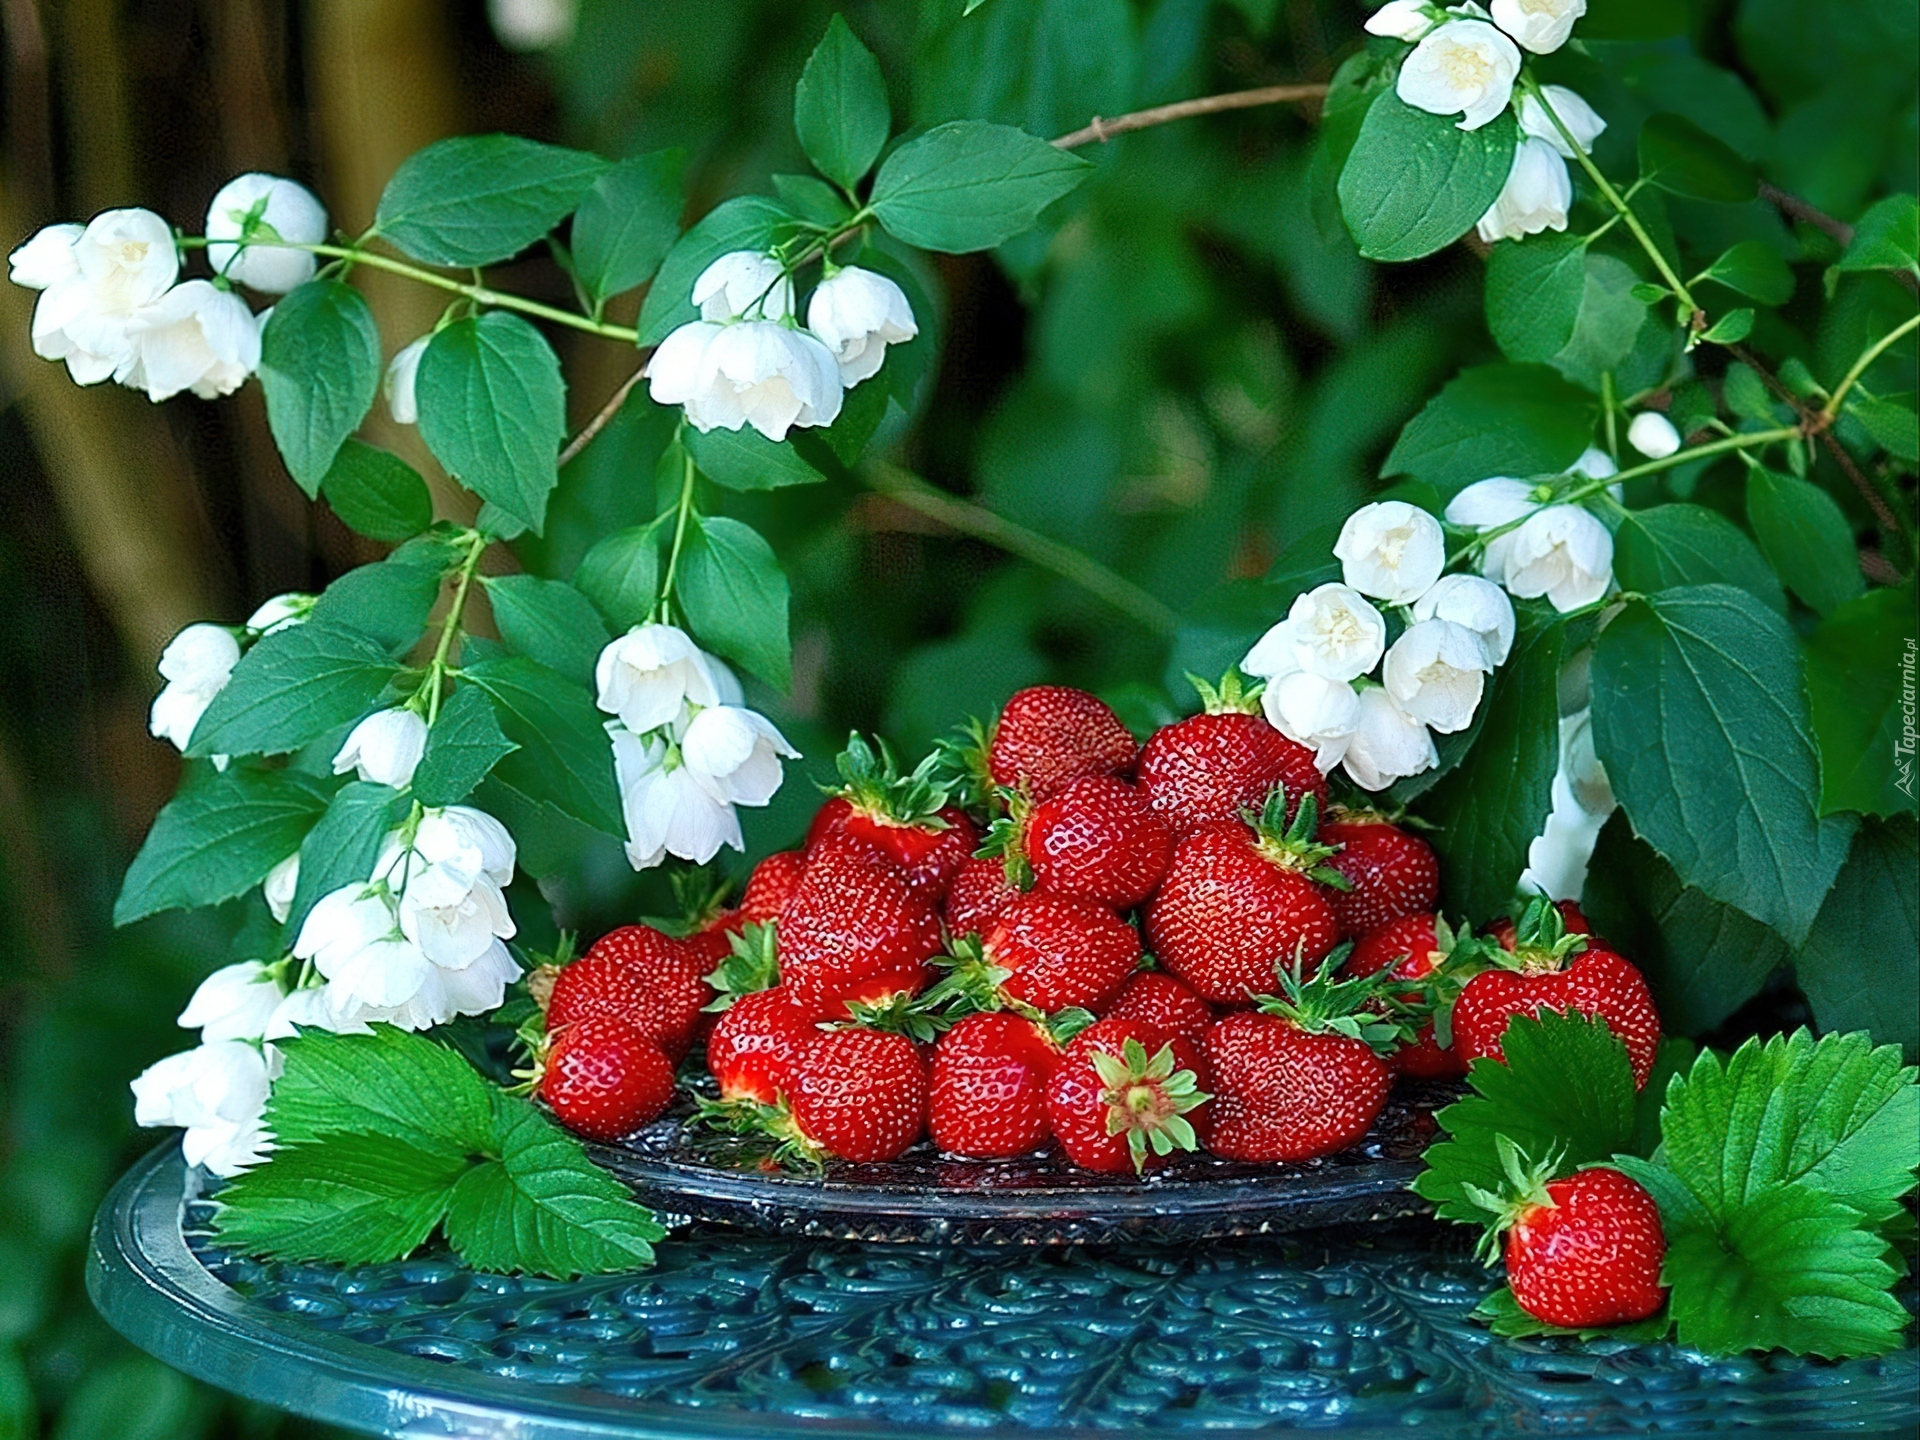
[
  {"left": 1796, "top": 822, "right": 1920, "bottom": 1060},
  {"left": 45, "top": 1355, "right": 198, "bottom": 1440},
  {"left": 1832, "top": 193, "right": 1918, "bottom": 274},
  {"left": 573, "top": 525, "right": 662, "bottom": 631},
  {"left": 794, "top": 14, "right": 890, "bottom": 191},
  {"left": 1803, "top": 584, "right": 1919, "bottom": 817},
  {"left": 1638, "top": 112, "right": 1755, "bottom": 203},
  {"left": 1318, "top": 49, "right": 1395, "bottom": 181},
  {"left": 463, "top": 656, "right": 623, "bottom": 836},
  {"left": 1847, "top": 392, "right": 1920, "bottom": 461},
  {"left": 1425, "top": 605, "right": 1574, "bottom": 921},
  {"left": 1590, "top": 586, "right": 1856, "bottom": 947},
  {"left": 1701, "top": 239, "right": 1794, "bottom": 305},
  {"left": 820, "top": 355, "right": 895, "bottom": 465},
  {"left": 375, "top": 134, "right": 607, "bottom": 266},
  {"left": 417, "top": 312, "right": 566, "bottom": 536},
  {"left": 1381, "top": 363, "right": 1593, "bottom": 497},
  {"left": 257, "top": 280, "right": 382, "bottom": 496},
  {"left": 113, "top": 768, "right": 332, "bottom": 925},
  {"left": 481, "top": 575, "right": 609, "bottom": 689},
  {"left": 1547, "top": 252, "right": 1653, "bottom": 391},
  {"left": 1722, "top": 363, "right": 1781, "bottom": 424},
  {"left": 684, "top": 425, "right": 828, "bottom": 492},
  {"left": 319, "top": 439, "right": 434, "bottom": 542},
  {"left": 1697, "top": 307, "right": 1754, "bottom": 344},
  {"left": 443, "top": 1095, "right": 665, "bottom": 1278},
  {"left": 266, "top": 1025, "right": 497, "bottom": 1154},
  {"left": 636, "top": 195, "right": 793, "bottom": 345},
  {"left": 1485, "top": 232, "right": 1589, "bottom": 363},
  {"left": 188, "top": 621, "right": 402, "bottom": 759},
  {"left": 213, "top": 1133, "right": 466, "bottom": 1265},
  {"left": 1745, "top": 468, "right": 1864, "bottom": 617},
  {"left": 869, "top": 120, "right": 1092, "bottom": 253},
  {"left": 676, "top": 515, "right": 791, "bottom": 690},
  {"left": 284, "top": 779, "right": 402, "bottom": 935},
  {"left": 570, "top": 149, "right": 685, "bottom": 306},
  {"left": 308, "top": 552, "right": 446, "bottom": 655},
  {"left": 413, "top": 682, "right": 518, "bottom": 808},
  {"left": 1337, "top": 91, "right": 1516, "bottom": 262},
  {"left": 1581, "top": 0, "right": 1686, "bottom": 39},
  {"left": 0, "top": 1343, "right": 30, "bottom": 1440},
  {"left": 771, "top": 172, "right": 854, "bottom": 226},
  {"left": 1412, "top": 1011, "right": 1641, "bottom": 1223},
  {"left": 1612, "top": 504, "right": 1787, "bottom": 614}
]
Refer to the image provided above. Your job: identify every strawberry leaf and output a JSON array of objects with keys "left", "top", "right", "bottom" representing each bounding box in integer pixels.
[{"left": 213, "top": 1133, "right": 468, "bottom": 1264}]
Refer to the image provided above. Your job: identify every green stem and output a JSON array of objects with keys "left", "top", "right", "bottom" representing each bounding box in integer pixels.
[
  {"left": 1822, "top": 312, "right": 1920, "bottom": 422},
  {"left": 861, "top": 462, "right": 1181, "bottom": 637},
  {"left": 424, "top": 530, "right": 488, "bottom": 725},
  {"left": 655, "top": 443, "right": 699, "bottom": 625}
]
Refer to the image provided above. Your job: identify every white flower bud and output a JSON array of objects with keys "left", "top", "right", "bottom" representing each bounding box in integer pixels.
[
  {"left": 1384, "top": 618, "right": 1493, "bottom": 733},
  {"left": 1334, "top": 500, "right": 1447, "bottom": 605},
  {"left": 1341, "top": 687, "right": 1439, "bottom": 792},
  {"left": 384, "top": 335, "right": 429, "bottom": 425},
  {"left": 693, "top": 251, "right": 793, "bottom": 322},
  {"left": 806, "top": 266, "right": 918, "bottom": 385},
  {"left": 1518, "top": 85, "right": 1606, "bottom": 157},
  {"left": 8, "top": 223, "right": 82, "bottom": 290},
  {"left": 1502, "top": 504, "right": 1614, "bottom": 611},
  {"left": 246, "top": 592, "right": 313, "bottom": 634},
  {"left": 680, "top": 705, "right": 800, "bottom": 807},
  {"left": 130, "top": 1039, "right": 277, "bottom": 1176},
  {"left": 150, "top": 623, "right": 241, "bottom": 753},
  {"left": 610, "top": 726, "right": 743, "bottom": 869},
  {"left": 1259, "top": 671, "right": 1361, "bottom": 773},
  {"left": 332, "top": 708, "right": 429, "bottom": 789},
  {"left": 1411, "top": 573, "right": 1517, "bottom": 665},
  {"left": 1489, "top": 0, "right": 1584, "bottom": 53},
  {"left": 1397, "top": 20, "right": 1522, "bottom": 131},
  {"left": 205, "top": 174, "right": 328, "bottom": 294},
  {"left": 487, "top": 0, "right": 577, "bottom": 51},
  {"left": 594, "top": 623, "right": 723, "bottom": 735},
  {"left": 690, "top": 320, "right": 844, "bottom": 442},
  {"left": 263, "top": 852, "right": 300, "bottom": 924},
  {"left": 1365, "top": 0, "right": 1435, "bottom": 40},
  {"left": 177, "top": 961, "right": 285, "bottom": 1043},
  {"left": 120, "top": 280, "right": 262, "bottom": 400},
  {"left": 1476, "top": 139, "right": 1572, "bottom": 244},
  {"left": 1627, "top": 411, "right": 1681, "bottom": 459}
]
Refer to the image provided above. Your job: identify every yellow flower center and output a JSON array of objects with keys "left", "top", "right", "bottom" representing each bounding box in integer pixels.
[{"left": 1440, "top": 43, "right": 1493, "bottom": 91}]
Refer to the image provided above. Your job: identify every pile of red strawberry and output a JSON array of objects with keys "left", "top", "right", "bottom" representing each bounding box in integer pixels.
[{"left": 529, "top": 682, "right": 1663, "bottom": 1181}]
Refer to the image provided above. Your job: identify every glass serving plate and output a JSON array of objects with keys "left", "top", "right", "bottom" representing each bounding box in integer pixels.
[{"left": 588, "top": 1079, "right": 1456, "bottom": 1245}]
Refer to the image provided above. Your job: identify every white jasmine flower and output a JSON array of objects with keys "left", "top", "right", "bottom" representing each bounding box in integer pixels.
[
  {"left": 262, "top": 852, "right": 300, "bottom": 924},
  {"left": 263, "top": 983, "right": 349, "bottom": 1040},
  {"left": 1411, "top": 573, "right": 1516, "bottom": 665},
  {"left": 28, "top": 208, "right": 178, "bottom": 384},
  {"left": 594, "top": 623, "right": 723, "bottom": 735},
  {"left": 1477, "top": 139, "right": 1572, "bottom": 243},
  {"left": 332, "top": 708, "right": 428, "bottom": 789},
  {"left": 693, "top": 251, "right": 793, "bottom": 322},
  {"left": 384, "top": 335, "right": 429, "bottom": 425},
  {"left": 680, "top": 705, "right": 799, "bottom": 808},
  {"left": 1627, "top": 411, "right": 1681, "bottom": 459},
  {"left": 645, "top": 320, "right": 721, "bottom": 412},
  {"left": 119, "top": 280, "right": 261, "bottom": 400},
  {"left": 130, "top": 1039, "right": 277, "bottom": 1176},
  {"left": 177, "top": 961, "right": 285, "bottom": 1043},
  {"left": 1572, "top": 445, "right": 1624, "bottom": 503},
  {"left": 418, "top": 805, "right": 516, "bottom": 889},
  {"left": 1519, "top": 709, "right": 1614, "bottom": 900},
  {"left": 1334, "top": 500, "right": 1446, "bottom": 605},
  {"left": 205, "top": 174, "right": 328, "bottom": 294},
  {"left": 246, "top": 591, "right": 312, "bottom": 634},
  {"left": 1365, "top": 0, "right": 1435, "bottom": 40},
  {"left": 1342, "top": 686, "right": 1439, "bottom": 791},
  {"left": 8, "top": 223, "right": 82, "bottom": 290},
  {"left": 691, "top": 320, "right": 844, "bottom": 441},
  {"left": 1499, "top": 504, "right": 1614, "bottom": 611},
  {"left": 1383, "top": 618, "right": 1493, "bottom": 733},
  {"left": 806, "top": 266, "right": 917, "bottom": 385},
  {"left": 1397, "top": 20, "right": 1522, "bottom": 131},
  {"left": 1445, "top": 476, "right": 1537, "bottom": 588},
  {"left": 149, "top": 623, "right": 241, "bottom": 753},
  {"left": 610, "top": 726, "right": 742, "bottom": 869},
  {"left": 1260, "top": 671, "right": 1361, "bottom": 773},
  {"left": 1489, "top": 0, "right": 1584, "bottom": 53},
  {"left": 1243, "top": 583, "right": 1388, "bottom": 684},
  {"left": 1518, "top": 85, "right": 1606, "bottom": 157},
  {"left": 293, "top": 885, "right": 397, "bottom": 978}
]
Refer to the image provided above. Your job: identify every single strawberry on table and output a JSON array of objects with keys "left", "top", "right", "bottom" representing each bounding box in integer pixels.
[
  {"left": 1021, "top": 774, "right": 1173, "bottom": 911},
  {"left": 1317, "top": 809, "right": 1439, "bottom": 937},
  {"left": 778, "top": 833, "right": 943, "bottom": 1022},
  {"left": 1105, "top": 970, "right": 1214, "bottom": 1043},
  {"left": 929, "top": 1011, "right": 1064, "bottom": 1158},
  {"left": 1135, "top": 671, "right": 1327, "bottom": 839},
  {"left": 540, "top": 1015, "right": 676, "bottom": 1142},
  {"left": 1044, "top": 1017, "right": 1212, "bottom": 1173},
  {"left": 985, "top": 684, "right": 1139, "bottom": 804},
  {"left": 1144, "top": 786, "right": 1344, "bottom": 1004},
  {"left": 806, "top": 732, "right": 978, "bottom": 903},
  {"left": 932, "top": 890, "right": 1142, "bottom": 1018},
  {"left": 1344, "top": 911, "right": 1471, "bottom": 1078}
]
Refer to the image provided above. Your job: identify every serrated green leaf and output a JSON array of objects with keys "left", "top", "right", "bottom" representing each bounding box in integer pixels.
[
  {"left": 266, "top": 1025, "right": 497, "bottom": 1155},
  {"left": 113, "top": 768, "right": 333, "bottom": 925},
  {"left": 1803, "top": 584, "right": 1919, "bottom": 817},
  {"left": 1796, "top": 822, "right": 1920, "bottom": 1061},
  {"left": 257, "top": 280, "right": 382, "bottom": 496},
  {"left": 1745, "top": 468, "right": 1863, "bottom": 618},
  {"left": 1380, "top": 363, "right": 1593, "bottom": 497},
  {"left": 684, "top": 425, "right": 826, "bottom": 491},
  {"left": 417, "top": 312, "right": 566, "bottom": 536},
  {"left": 636, "top": 195, "right": 793, "bottom": 345},
  {"left": 213, "top": 1133, "right": 466, "bottom": 1265},
  {"left": 375, "top": 135, "right": 607, "bottom": 266},
  {"left": 284, "top": 780, "right": 402, "bottom": 936},
  {"left": 676, "top": 515, "right": 790, "bottom": 690},
  {"left": 481, "top": 575, "right": 609, "bottom": 689},
  {"left": 794, "top": 14, "right": 890, "bottom": 191},
  {"left": 413, "top": 682, "right": 518, "bottom": 808},
  {"left": 1485, "top": 232, "right": 1589, "bottom": 364},
  {"left": 1590, "top": 586, "right": 1856, "bottom": 947},
  {"left": 870, "top": 120, "right": 1092, "bottom": 253},
  {"left": 463, "top": 656, "right": 623, "bottom": 836},
  {"left": 1638, "top": 112, "right": 1754, "bottom": 203},
  {"left": 1701, "top": 240, "right": 1794, "bottom": 305},
  {"left": 319, "top": 439, "right": 435, "bottom": 542},
  {"left": 1832, "top": 193, "right": 1918, "bottom": 274},
  {"left": 188, "top": 621, "right": 402, "bottom": 759},
  {"left": 1612, "top": 504, "right": 1786, "bottom": 613},
  {"left": 573, "top": 524, "right": 662, "bottom": 631},
  {"left": 570, "top": 149, "right": 685, "bottom": 306},
  {"left": 1338, "top": 90, "right": 1515, "bottom": 262}
]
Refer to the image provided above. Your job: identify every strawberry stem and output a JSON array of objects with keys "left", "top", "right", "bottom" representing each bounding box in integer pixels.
[{"left": 1088, "top": 1037, "right": 1211, "bottom": 1174}]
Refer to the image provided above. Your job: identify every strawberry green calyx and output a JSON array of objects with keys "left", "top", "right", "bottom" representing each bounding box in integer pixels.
[
  {"left": 1187, "top": 667, "right": 1265, "bottom": 716},
  {"left": 1254, "top": 948, "right": 1417, "bottom": 1054},
  {"left": 670, "top": 865, "right": 736, "bottom": 932},
  {"left": 1498, "top": 894, "right": 1590, "bottom": 972},
  {"left": 975, "top": 786, "right": 1036, "bottom": 891},
  {"left": 703, "top": 921, "right": 780, "bottom": 1012},
  {"left": 688, "top": 1095, "right": 826, "bottom": 1174},
  {"left": 823, "top": 731, "right": 954, "bottom": 828},
  {"left": 1088, "top": 1037, "right": 1210, "bottom": 1174},
  {"left": 1462, "top": 1135, "right": 1564, "bottom": 1264},
  {"left": 1423, "top": 914, "right": 1497, "bottom": 1048},
  {"left": 921, "top": 937, "right": 1032, "bottom": 1022},
  {"left": 1245, "top": 786, "right": 1349, "bottom": 889},
  {"left": 843, "top": 987, "right": 953, "bottom": 1044},
  {"left": 928, "top": 716, "right": 999, "bottom": 818},
  {"left": 1046, "top": 1006, "right": 1098, "bottom": 1047}
]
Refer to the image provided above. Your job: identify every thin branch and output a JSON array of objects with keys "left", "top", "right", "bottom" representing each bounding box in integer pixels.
[
  {"left": 559, "top": 364, "right": 648, "bottom": 468},
  {"left": 1053, "top": 83, "right": 1328, "bottom": 149},
  {"left": 1758, "top": 182, "right": 1852, "bottom": 245}
]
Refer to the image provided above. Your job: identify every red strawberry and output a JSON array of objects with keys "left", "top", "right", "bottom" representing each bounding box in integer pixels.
[
  {"left": 942, "top": 855, "right": 1024, "bottom": 938},
  {"left": 1487, "top": 899, "right": 1591, "bottom": 952},
  {"left": 788, "top": 1026, "right": 928, "bottom": 1162},
  {"left": 805, "top": 734, "right": 978, "bottom": 902},
  {"left": 1105, "top": 971, "right": 1213, "bottom": 1042},
  {"left": 541, "top": 1016, "right": 675, "bottom": 1142},
  {"left": 987, "top": 685, "right": 1138, "bottom": 803},
  {"left": 1473, "top": 1146, "right": 1667, "bottom": 1329},
  {"left": 705, "top": 987, "right": 815, "bottom": 1105},
  {"left": 929, "top": 1011, "right": 1061, "bottom": 1157},
  {"left": 1345, "top": 912, "right": 1467, "bottom": 1078},
  {"left": 1135, "top": 674, "right": 1326, "bottom": 839},
  {"left": 1044, "top": 1017, "right": 1212, "bottom": 1173},
  {"left": 941, "top": 891, "right": 1142, "bottom": 1016},
  {"left": 1023, "top": 775, "right": 1173, "bottom": 911},
  {"left": 740, "top": 849, "right": 808, "bottom": 926},
  {"left": 1451, "top": 899, "right": 1660, "bottom": 1087},
  {"left": 779, "top": 835, "right": 942, "bottom": 1022},
  {"left": 1318, "top": 813, "right": 1439, "bottom": 937},
  {"left": 1200, "top": 959, "right": 1401, "bottom": 1162},
  {"left": 1143, "top": 791, "right": 1343, "bottom": 1005},
  {"left": 551, "top": 926, "right": 712, "bottom": 1061}
]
